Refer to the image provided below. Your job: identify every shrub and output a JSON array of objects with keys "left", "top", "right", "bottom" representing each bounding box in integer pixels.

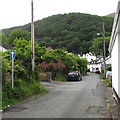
[
  {"left": 40, "top": 60, "right": 66, "bottom": 80},
  {"left": 77, "top": 58, "right": 88, "bottom": 75},
  {"left": 102, "top": 78, "right": 111, "bottom": 87},
  {"left": 56, "top": 74, "right": 67, "bottom": 82},
  {"left": 106, "top": 66, "right": 111, "bottom": 71},
  {"left": 100, "top": 72, "right": 105, "bottom": 79}
]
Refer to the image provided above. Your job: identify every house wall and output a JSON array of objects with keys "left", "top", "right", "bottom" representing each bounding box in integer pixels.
[
  {"left": 118, "top": 12, "right": 120, "bottom": 99},
  {"left": 88, "top": 64, "right": 101, "bottom": 73},
  {"left": 109, "top": 1, "right": 120, "bottom": 100},
  {"left": 118, "top": 32, "right": 120, "bottom": 98},
  {"left": 112, "top": 33, "right": 119, "bottom": 97},
  {"left": 0, "top": 46, "right": 7, "bottom": 52},
  {"left": 106, "top": 57, "right": 111, "bottom": 65}
]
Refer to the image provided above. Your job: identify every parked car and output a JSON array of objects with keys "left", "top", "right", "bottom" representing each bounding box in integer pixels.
[{"left": 68, "top": 71, "right": 82, "bottom": 81}]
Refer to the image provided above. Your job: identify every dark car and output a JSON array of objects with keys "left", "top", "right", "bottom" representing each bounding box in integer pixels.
[{"left": 68, "top": 71, "right": 82, "bottom": 81}]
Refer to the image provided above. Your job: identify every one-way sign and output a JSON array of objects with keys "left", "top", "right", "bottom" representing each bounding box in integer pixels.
[{"left": 10, "top": 50, "right": 16, "bottom": 59}]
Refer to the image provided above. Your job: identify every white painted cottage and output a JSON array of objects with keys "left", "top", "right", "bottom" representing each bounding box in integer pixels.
[
  {"left": 0, "top": 45, "right": 7, "bottom": 52},
  {"left": 80, "top": 52, "right": 102, "bottom": 73},
  {"left": 109, "top": 1, "right": 120, "bottom": 102},
  {"left": 0, "top": 44, "right": 12, "bottom": 52}
]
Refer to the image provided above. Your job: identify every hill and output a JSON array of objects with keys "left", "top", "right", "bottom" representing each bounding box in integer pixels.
[
  {"left": 3, "top": 13, "right": 114, "bottom": 54},
  {"left": 105, "top": 13, "right": 115, "bottom": 18}
]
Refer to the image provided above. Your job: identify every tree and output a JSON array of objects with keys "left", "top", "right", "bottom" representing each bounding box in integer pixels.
[
  {"left": 66, "top": 37, "right": 81, "bottom": 53},
  {"left": 2, "top": 51, "right": 11, "bottom": 85},
  {"left": 42, "top": 49, "right": 80, "bottom": 72},
  {"left": 13, "top": 38, "right": 31, "bottom": 78},
  {"left": 13, "top": 38, "right": 46, "bottom": 79},
  {"left": 35, "top": 43, "right": 46, "bottom": 65},
  {"left": 9, "top": 29, "right": 30, "bottom": 46},
  {"left": 90, "top": 37, "right": 110, "bottom": 56},
  {"left": 41, "top": 49, "right": 88, "bottom": 76},
  {"left": 77, "top": 58, "right": 88, "bottom": 75},
  {"left": 0, "top": 33, "right": 8, "bottom": 44},
  {"left": 3, "top": 13, "right": 113, "bottom": 54}
]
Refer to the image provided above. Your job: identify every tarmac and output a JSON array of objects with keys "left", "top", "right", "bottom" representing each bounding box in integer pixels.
[
  {"left": 106, "top": 87, "right": 120, "bottom": 119},
  {"left": 1, "top": 73, "right": 120, "bottom": 119}
]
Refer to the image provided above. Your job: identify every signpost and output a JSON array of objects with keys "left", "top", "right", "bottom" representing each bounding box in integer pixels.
[{"left": 10, "top": 50, "right": 16, "bottom": 88}]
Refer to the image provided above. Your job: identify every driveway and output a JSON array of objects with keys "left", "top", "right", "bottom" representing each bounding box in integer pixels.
[{"left": 3, "top": 73, "right": 111, "bottom": 118}]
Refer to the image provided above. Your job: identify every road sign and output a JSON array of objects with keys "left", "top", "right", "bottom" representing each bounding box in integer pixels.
[
  {"left": 10, "top": 50, "right": 16, "bottom": 88},
  {"left": 10, "top": 50, "right": 16, "bottom": 59}
]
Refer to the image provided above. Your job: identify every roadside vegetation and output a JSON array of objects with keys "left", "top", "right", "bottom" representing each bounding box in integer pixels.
[
  {"left": 40, "top": 49, "right": 88, "bottom": 80},
  {"left": 56, "top": 75, "right": 68, "bottom": 82},
  {"left": 3, "top": 13, "right": 113, "bottom": 55},
  {"left": 2, "top": 30, "right": 88, "bottom": 109},
  {"left": 2, "top": 12, "right": 112, "bottom": 109},
  {"left": 2, "top": 38, "right": 48, "bottom": 109},
  {"left": 100, "top": 66, "right": 112, "bottom": 87},
  {"left": 2, "top": 79, "right": 48, "bottom": 109}
]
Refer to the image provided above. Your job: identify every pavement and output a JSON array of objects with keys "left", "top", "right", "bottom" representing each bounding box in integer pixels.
[{"left": 106, "top": 87, "right": 120, "bottom": 119}]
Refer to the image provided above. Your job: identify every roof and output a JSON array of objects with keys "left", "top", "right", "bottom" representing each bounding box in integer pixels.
[
  {"left": 46, "top": 47, "right": 53, "bottom": 52},
  {"left": 0, "top": 43, "right": 12, "bottom": 50},
  {"left": 109, "top": 1, "right": 120, "bottom": 52}
]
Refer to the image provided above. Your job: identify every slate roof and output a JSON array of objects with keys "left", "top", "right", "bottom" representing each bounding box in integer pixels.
[{"left": 0, "top": 43, "right": 12, "bottom": 50}]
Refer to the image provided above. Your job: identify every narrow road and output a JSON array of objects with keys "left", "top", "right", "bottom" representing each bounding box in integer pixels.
[{"left": 3, "top": 73, "right": 110, "bottom": 118}]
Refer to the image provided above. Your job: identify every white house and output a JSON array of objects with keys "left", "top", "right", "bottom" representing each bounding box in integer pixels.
[
  {"left": 80, "top": 52, "right": 102, "bottom": 73},
  {"left": 0, "top": 44, "right": 12, "bottom": 52},
  {"left": 106, "top": 55, "right": 111, "bottom": 65},
  {"left": 81, "top": 52, "right": 96, "bottom": 62},
  {"left": 0, "top": 45, "right": 7, "bottom": 52},
  {"left": 109, "top": 1, "right": 120, "bottom": 102}
]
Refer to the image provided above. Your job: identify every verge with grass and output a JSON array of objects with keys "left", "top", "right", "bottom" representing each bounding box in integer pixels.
[
  {"left": 56, "top": 74, "right": 67, "bottom": 82},
  {"left": 102, "top": 78, "right": 111, "bottom": 87},
  {"left": 2, "top": 78, "right": 48, "bottom": 110}
]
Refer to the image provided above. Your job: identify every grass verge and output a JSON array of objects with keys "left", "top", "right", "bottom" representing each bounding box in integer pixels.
[
  {"left": 2, "top": 79, "right": 48, "bottom": 110},
  {"left": 56, "top": 74, "right": 67, "bottom": 82},
  {"left": 102, "top": 78, "right": 111, "bottom": 87},
  {"left": 100, "top": 72, "right": 111, "bottom": 87}
]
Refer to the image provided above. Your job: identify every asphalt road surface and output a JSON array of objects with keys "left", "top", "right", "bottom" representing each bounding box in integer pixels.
[{"left": 3, "top": 73, "right": 111, "bottom": 118}]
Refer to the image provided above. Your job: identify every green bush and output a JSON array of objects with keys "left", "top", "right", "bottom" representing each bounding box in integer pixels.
[
  {"left": 56, "top": 74, "right": 67, "bottom": 82},
  {"left": 102, "top": 79, "right": 111, "bottom": 87},
  {"left": 2, "top": 38, "right": 48, "bottom": 109},
  {"left": 106, "top": 66, "right": 111, "bottom": 71},
  {"left": 100, "top": 72, "right": 105, "bottom": 79},
  {"left": 77, "top": 58, "right": 88, "bottom": 75},
  {"left": 7, "top": 87, "right": 25, "bottom": 99}
]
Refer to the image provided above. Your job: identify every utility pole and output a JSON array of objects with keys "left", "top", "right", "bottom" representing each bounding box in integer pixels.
[
  {"left": 102, "top": 22, "right": 106, "bottom": 78},
  {"left": 31, "top": 0, "right": 35, "bottom": 72}
]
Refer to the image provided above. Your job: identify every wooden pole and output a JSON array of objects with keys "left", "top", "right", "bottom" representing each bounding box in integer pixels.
[
  {"left": 102, "top": 22, "right": 106, "bottom": 78},
  {"left": 31, "top": 0, "right": 35, "bottom": 72}
]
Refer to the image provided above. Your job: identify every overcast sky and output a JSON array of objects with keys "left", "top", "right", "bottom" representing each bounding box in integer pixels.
[{"left": 0, "top": 0, "right": 119, "bottom": 30}]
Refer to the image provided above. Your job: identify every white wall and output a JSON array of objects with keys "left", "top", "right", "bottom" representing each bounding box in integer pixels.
[
  {"left": 112, "top": 34, "right": 119, "bottom": 97},
  {"left": 88, "top": 64, "right": 101, "bottom": 73},
  {"left": 109, "top": 1, "right": 120, "bottom": 99},
  {"left": 118, "top": 32, "right": 120, "bottom": 98},
  {"left": 0, "top": 46, "right": 7, "bottom": 52},
  {"left": 106, "top": 57, "right": 111, "bottom": 65}
]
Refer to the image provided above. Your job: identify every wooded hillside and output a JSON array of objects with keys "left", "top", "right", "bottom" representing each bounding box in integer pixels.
[{"left": 3, "top": 13, "right": 113, "bottom": 54}]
